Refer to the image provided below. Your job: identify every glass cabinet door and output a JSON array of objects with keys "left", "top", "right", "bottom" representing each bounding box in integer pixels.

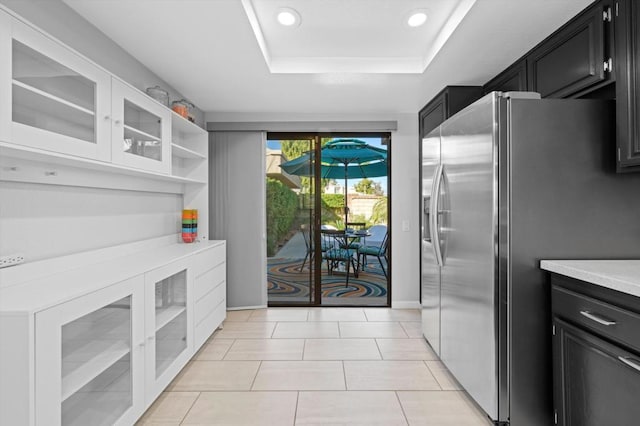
[
  {"left": 111, "top": 78, "right": 171, "bottom": 174},
  {"left": 154, "top": 270, "right": 187, "bottom": 377},
  {"left": 35, "top": 276, "right": 145, "bottom": 426},
  {"left": 9, "top": 19, "right": 111, "bottom": 160},
  {"left": 0, "top": 10, "right": 11, "bottom": 143},
  {"left": 144, "top": 260, "right": 193, "bottom": 401}
]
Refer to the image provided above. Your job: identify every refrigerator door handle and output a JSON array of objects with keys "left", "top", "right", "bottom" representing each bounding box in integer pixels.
[
  {"left": 430, "top": 164, "right": 444, "bottom": 266},
  {"left": 423, "top": 196, "right": 431, "bottom": 242}
]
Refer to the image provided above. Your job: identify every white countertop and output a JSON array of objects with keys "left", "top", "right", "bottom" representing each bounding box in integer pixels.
[
  {"left": 541, "top": 260, "right": 640, "bottom": 298},
  {"left": 0, "top": 238, "right": 225, "bottom": 313}
]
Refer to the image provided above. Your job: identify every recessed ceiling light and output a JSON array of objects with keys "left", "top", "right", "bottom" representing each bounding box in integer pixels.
[
  {"left": 277, "top": 8, "right": 301, "bottom": 27},
  {"left": 407, "top": 11, "right": 428, "bottom": 27}
]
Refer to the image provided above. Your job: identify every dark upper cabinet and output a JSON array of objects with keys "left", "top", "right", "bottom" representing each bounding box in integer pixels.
[
  {"left": 615, "top": 0, "right": 640, "bottom": 171},
  {"left": 551, "top": 276, "right": 640, "bottom": 426},
  {"left": 527, "top": 1, "right": 612, "bottom": 98},
  {"left": 418, "top": 86, "right": 482, "bottom": 139},
  {"left": 483, "top": 59, "right": 528, "bottom": 94}
]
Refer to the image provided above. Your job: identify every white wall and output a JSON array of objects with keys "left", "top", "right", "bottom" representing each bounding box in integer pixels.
[
  {"left": 0, "top": 182, "right": 182, "bottom": 262},
  {"left": 205, "top": 112, "right": 420, "bottom": 308}
]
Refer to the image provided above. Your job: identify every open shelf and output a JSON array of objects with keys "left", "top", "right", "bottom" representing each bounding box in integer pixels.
[
  {"left": 12, "top": 79, "right": 94, "bottom": 116},
  {"left": 155, "top": 305, "right": 186, "bottom": 332},
  {"left": 123, "top": 124, "right": 160, "bottom": 142},
  {"left": 171, "top": 143, "right": 206, "bottom": 160},
  {"left": 61, "top": 339, "right": 129, "bottom": 401},
  {"left": 171, "top": 109, "right": 206, "bottom": 135},
  {"left": 0, "top": 142, "right": 207, "bottom": 186}
]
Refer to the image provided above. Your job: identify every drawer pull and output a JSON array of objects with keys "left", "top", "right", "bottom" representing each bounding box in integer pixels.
[
  {"left": 579, "top": 310, "right": 617, "bottom": 326},
  {"left": 619, "top": 356, "right": 640, "bottom": 373}
]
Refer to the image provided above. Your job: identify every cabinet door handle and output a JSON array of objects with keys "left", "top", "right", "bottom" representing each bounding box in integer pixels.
[
  {"left": 619, "top": 356, "right": 640, "bottom": 373},
  {"left": 579, "top": 310, "right": 617, "bottom": 326}
]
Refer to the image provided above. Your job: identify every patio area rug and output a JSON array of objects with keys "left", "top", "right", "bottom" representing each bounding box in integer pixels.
[{"left": 267, "top": 257, "right": 387, "bottom": 298}]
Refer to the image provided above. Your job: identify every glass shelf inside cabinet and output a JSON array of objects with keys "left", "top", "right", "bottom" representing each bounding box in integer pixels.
[
  {"left": 61, "top": 296, "right": 132, "bottom": 426},
  {"left": 154, "top": 270, "right": 187, "bottom": 378},
  {"left": 12, "top": 40, "right": 96, "bottom": 143},
  {"left": 123, "top": 100, "right": 162, "bottom": 162}
]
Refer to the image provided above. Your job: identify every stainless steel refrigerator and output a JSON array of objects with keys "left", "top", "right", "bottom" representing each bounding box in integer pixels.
[{"left": 420, "top": 92, "right": 640, "bottom": 425}]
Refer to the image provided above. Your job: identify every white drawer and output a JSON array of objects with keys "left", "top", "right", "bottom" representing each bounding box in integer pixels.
[
  {"left": 194, "top": 300, "right": 226, "bottom": 349},
  {"left": 194, "top": 262, "right": 225, "bottom": 302},
  {"left": 195, "top": 280, "right": 225, "bottom": 326},
  {"left": 194, "top": 244, "right": 225, "bottom": 277}
]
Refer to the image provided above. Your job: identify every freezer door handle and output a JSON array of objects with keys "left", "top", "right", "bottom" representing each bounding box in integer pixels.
[{"left": 430, "top": 164, "right": 444, "bottom": 266}]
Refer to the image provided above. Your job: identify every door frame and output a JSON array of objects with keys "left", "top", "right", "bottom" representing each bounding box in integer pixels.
[{"left": 266, "top": 131, "right": 392, "bottom": 307}]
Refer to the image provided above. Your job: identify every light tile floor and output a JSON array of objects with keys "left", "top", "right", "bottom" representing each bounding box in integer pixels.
[{"left": 138, "top": 308, "right": 492, "bottom": 425}]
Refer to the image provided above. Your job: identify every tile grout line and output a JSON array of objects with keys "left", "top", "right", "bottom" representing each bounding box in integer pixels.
[
  {"left": 221, "top": 338, "right": 236, "bottom": 360},
  {"left": 342, "top": 360, "right": 348, "bottom": 391},
  {"left": 302, "top": 338, "right": 307, "bottom": 361},
  {"left": 394, "top": 391, "right": 411, "bottom": 426},
  {"left": 178, "top": 391, "right": 202, "bottom": 425},
  {"left": 374, "top": 338, "right": 384, "bottom": 360},
  {"left": 424, "top": 360, "right": 443, "bottom": 390},
  {"left": 398, "top": 321, "right": 410, "bottom": 338},
  {"left": 293, "top": 391, "right": 300, "bottom": 425},
  {"left": 249, "top": 360, "right": 263, "bottom": 391}
]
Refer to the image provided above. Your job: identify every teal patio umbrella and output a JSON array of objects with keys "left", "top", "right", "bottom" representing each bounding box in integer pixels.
[{"left": 279, "top": 139, "right": 388, "bottom": 226}]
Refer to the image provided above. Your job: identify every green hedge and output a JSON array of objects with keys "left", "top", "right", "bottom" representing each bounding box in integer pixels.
[{"left": 266, "top": 179, "right": 299, "bottom": 256}]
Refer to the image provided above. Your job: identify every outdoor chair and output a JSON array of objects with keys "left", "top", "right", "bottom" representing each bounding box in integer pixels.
[
  {"left": 299, "top": 224, "right": 313, "bottom": 272},
  {"left": 358, "top": 232, "right": 389, "bottom": 279},
  {"left": 298, "top": 224, "right": 330, "bottom": 272},
  {"left": 321, "top": 229, "right": 358, "bottom": 286},
  {"left": 299, "top": 224, "right": 335, "bottom": 272},
  {"left": 365, "top": 224, "right": 387, "bottom": 247}
]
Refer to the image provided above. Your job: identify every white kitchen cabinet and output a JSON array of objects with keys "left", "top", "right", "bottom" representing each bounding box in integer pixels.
[
  {"left": 111, "top": 78, "right": 171, "bottom": 174},
  {"left": 0, "top": 238, "right": 226, "bottom": 426},
  {"left": 0, "top": 10, "right": 11, "bottom": 143},
  {"left": 35, "top": 276, "right": 145, "bottom": 426},
  {"left": 144, "top": 259, "right": 193, "bottom": 403},
  {"left": 193, "top": 243, "right": 227, "bottom": 349},
  {"left": 6, "top": 17, "right": 111, "bottom": 161}
]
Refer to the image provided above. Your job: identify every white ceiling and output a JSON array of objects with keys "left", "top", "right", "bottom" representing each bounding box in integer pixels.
[
  {"left": 241, "top": 0, "right": 476, "bottom": 73},
  {"left": 63, "top": 0, "right": 592, "bottom": 114}
]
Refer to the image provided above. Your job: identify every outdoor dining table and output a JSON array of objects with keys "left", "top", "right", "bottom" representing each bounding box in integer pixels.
[{"left": 331, "top": 230, "right": 371, "bottom": 274}]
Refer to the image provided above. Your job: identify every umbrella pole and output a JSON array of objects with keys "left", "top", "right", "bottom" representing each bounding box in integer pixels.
[{"left": 344, "top": 164, "right": 348, "bottom": 228}]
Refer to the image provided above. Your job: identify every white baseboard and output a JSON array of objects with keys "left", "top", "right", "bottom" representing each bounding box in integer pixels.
[
  {"left": 227, "top": 304, "right": 268, "bottom": 311},
  {"left": 392, "top": 300, "right": 421, "bottom": 309}
]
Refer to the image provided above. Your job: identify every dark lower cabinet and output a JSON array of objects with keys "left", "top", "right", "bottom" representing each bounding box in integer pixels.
[
  {"left": 553, "top": 319, "right": 640, "bottom": 426},
  {"left": 418, "top": 86, "right": 482, "bottom": 139},
  {"left": 527, "top": 1, "right": 612, "bottom": 98},
  {"left": 552, "top": 275, "right": 640, "bottom": 425},
  {"left": 615, "top": 0, "right": 640, "bottom": 171},
  {"left": 483, "top": 59, "right": 527, "bottom": 95}
]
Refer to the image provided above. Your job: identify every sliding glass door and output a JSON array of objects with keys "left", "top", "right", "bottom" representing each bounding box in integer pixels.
[
  {"left": 266, "top": 133, "right": 391, "bottom": 307},
  {"left": 265, "top": 136, "right": 318, "bottom": 305}
]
